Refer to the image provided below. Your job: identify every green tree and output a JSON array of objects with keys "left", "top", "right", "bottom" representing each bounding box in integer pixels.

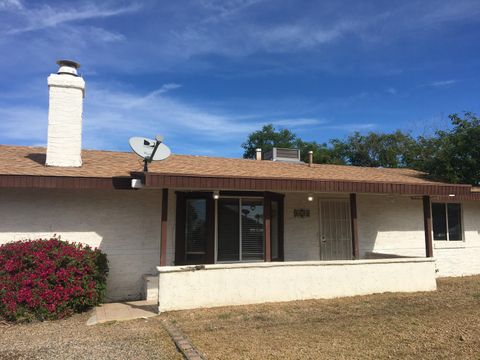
[
  {"left": 241, "top": 124, "right": 297, "bottom": 159},
  {"left": 295, "top": 139, "right": 345, "bottom": 164},
  {"left": 331, "top": 130, "right": 418, "bottom": 168},
  {"left": 415, "top": 112, "right": 480, "bottom": 185},
  {"left": 241, "top": 124, "right": 345, "bottom": 164}
]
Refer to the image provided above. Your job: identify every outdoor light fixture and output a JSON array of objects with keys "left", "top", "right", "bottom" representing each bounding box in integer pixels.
[
  {"left": 448, "top": 194, "right": 456, "bottom": 197},
  {"left": 213, "top": 191, "right": 220, "bottom": 200},
  {"left": 307, "top": 195, "right": 314, "bottom": 202}
]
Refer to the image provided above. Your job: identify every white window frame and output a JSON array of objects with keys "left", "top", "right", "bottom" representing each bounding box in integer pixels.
[
  {"left": 214, "top": 196, "right": 265, "bottom": 263},
  {"left": 431, "top": 202, "right": 464, "bottom": 243}
]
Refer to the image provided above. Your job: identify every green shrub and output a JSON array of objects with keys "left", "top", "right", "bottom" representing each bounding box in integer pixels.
[{"left": 0, "top": 237, "right": 108, "bottom": 322}]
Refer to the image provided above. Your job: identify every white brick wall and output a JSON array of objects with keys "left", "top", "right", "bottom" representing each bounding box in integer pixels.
[
  {"left": 357, "top": 194, "right": 425, "bottom": 257},
  {"left": 0, "top": 188, "right": 163, "bottom": 301},
  {"left": 433, "top": 200, "right": 480, "bottom": 277},
  {"left": 1, "top": 187, "right": 478, "bottom": 302},
  {"left": 284, "top": 193, "right": 320, "bottom": 261},
  {"left": 357, "top": 194, "right": 480, "bottom": 277},
  {"left": 284, "top": 193, "right": 427, "bottom": 261},
  {"left": 283, "top": 193, "right": 351, "bottom": 261}
]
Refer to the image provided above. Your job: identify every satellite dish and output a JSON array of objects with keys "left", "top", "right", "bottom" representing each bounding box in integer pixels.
[{"left": 129, "top": 135, "right": 171, "bottom": 172}]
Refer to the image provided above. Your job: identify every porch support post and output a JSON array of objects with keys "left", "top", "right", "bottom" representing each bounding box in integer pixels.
[
  {"left": 350, "top": 193, "right": 359, "bottom": 259},
  {"left": 264, "top": 194, "right": 272, "bottom": 262},
  {"left": 160, "top": 188, "right": 169, "bottom": 266},
  {"left": 423, "top": 195, "right": 433, "bottom": 258}
]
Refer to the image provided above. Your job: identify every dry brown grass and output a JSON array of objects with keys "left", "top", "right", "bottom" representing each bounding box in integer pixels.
[{"left": 169, "top": 276, "right": 480, "bottom": 360}]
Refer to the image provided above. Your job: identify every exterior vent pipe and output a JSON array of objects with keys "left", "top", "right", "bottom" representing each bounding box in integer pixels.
[
  {"left": 256, "top": 148, "right": 262, "bottom": 161},
  {"left": 308, "top": 151, "right": 313, "bottom": 167}
]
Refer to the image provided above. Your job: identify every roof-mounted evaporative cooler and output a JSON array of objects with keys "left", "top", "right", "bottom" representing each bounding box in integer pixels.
[{"left": 263, "top": 147, "right": 302, "bottom": 163}]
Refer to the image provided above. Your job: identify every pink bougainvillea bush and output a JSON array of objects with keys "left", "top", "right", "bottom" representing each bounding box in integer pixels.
[{"left": 0, "top": 237, "right": 108, "bottom": 322}]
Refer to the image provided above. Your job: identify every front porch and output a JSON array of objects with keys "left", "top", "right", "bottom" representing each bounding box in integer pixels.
[
  {"left": 147, "top": 186, "right": 441, "bottom": 311},
  {"left": 157, "top": 189, "right": 436, "bottom": 267}
]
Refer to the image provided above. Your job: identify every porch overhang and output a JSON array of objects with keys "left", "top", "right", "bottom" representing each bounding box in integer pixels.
[{"left": 142, "top": 172, "right": 472, "bottom": 196}]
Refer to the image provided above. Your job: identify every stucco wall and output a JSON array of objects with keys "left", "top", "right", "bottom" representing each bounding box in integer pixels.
[
  {"left": 0, "top": 188, "right": 163, "bottom": 301},
  {"left": 157, "top": 258, "right": 437, "bottom": 312}
]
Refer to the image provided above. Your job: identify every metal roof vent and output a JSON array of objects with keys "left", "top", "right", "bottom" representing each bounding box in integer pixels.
[{"left": 263, "top": 147, "right": 302, "bottom": 163}]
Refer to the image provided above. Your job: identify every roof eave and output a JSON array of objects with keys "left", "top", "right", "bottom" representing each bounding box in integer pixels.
[{"left": 143, "top": 172, "right": 472, "bottom": 196}]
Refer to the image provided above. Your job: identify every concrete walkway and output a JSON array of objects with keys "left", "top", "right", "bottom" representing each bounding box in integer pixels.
[{"left": 87, "top": 300, "right": 158, "bottom": 325}]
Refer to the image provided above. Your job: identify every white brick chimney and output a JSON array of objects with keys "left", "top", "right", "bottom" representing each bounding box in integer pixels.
[{"left": 46, "top": 60, "right": 85, "bottom": 167}]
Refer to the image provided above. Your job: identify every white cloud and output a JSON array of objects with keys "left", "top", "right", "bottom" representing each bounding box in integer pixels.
[
  {"left": 252, "top": 21, "right": 360, "bottom": 51},
  {"left": 272, "top": 118, "right": 326, "bottom": 127},
  {"left": 325, "top": 123, "right": 376, "bottom": 131},
  {"left": 87, "top": 27, "right": 126, "bottom": 42},
  {"left": 172, "top": 17, "right": 363, "bottom": 58},
  {"left": 0, "top": 0, "right": 23, "bottom": 11},
  {"left": 4, "top": 2, "right": 140, "bottom": 35},
  {"left": 422, "top": 0, "right": 480, "bottom": 24},
  {"left": 81, "top": 82, "right": 261, "bottom": 150},
  {"left": 429, "top": 79, "right": 457, "bottom": 87}
]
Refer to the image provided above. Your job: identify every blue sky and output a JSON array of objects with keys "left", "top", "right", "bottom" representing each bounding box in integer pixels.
[{"left": 0, "top": 0, "right": 479, "bottom": 157}]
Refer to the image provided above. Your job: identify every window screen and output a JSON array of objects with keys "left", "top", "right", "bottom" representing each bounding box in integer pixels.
[
  {"left": 447, "top": 203, "right": 462, "bottom": 241},
  {"left": 241, "top": 199, "right": 264, "bottom": 260},
  {"left": 216, "top": 198, "right": 265, "bottom": 262}
]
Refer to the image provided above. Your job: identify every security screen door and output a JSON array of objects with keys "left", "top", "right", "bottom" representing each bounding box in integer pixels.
[{"left": 319, "top": 199, "right": 352, "bottom": 260}]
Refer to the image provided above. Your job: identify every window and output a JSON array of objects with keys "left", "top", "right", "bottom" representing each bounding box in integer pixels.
[
  {"left": 432, "top": 203, "right": 463, "bottom": 241},
  {"left": 185, "top": 199, "right": 208, "bottom": 261},
  {"left": 217, "top": 198, "right": 264, "bottom": 261}
]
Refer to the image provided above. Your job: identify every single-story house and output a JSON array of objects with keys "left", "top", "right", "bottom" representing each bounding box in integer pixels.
[{"left": 1, "top": 61, "right": 479, "bottom": 312}]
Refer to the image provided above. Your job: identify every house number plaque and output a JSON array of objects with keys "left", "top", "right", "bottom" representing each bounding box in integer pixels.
[{"left": 294, "top": 209, "right": 310, "bottom": 218}]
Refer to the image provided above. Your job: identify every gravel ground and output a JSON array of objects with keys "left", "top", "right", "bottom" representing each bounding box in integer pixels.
[{"left": 0, "top": 311, "right": 182, "bottom": 360}]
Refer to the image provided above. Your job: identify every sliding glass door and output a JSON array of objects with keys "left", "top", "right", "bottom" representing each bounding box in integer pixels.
[
  {"left": 241, "top": 199, "right": 264, "bottom": 260},
  {"left": 185, "top": 198, "right": 208, "bottom": 262},
  {"left": 217, "top": 198, "right": 264, "bottom": 262},
  {"left": 176, "top": 191, "right": 283, "bottom": 265},
  {"left": 217, "top": 199, "right": 240, "bottom": 261}
]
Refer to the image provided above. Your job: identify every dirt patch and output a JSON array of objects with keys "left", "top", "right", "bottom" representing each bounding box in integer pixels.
[
  {"left": 169, "top": 276, "right": 480, "bottom": 359},
  {"left": 0, "top": 312, "right": 182, "bottom": 360}
]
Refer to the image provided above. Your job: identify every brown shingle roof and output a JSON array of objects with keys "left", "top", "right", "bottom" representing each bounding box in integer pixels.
[{"left": 0, "top": 144, "right": 457, "bottom": 186}]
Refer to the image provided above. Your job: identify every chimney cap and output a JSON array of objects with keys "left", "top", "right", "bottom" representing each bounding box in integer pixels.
[{"left": 56, "top": 59, "right": 81, "bottom": 76}]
